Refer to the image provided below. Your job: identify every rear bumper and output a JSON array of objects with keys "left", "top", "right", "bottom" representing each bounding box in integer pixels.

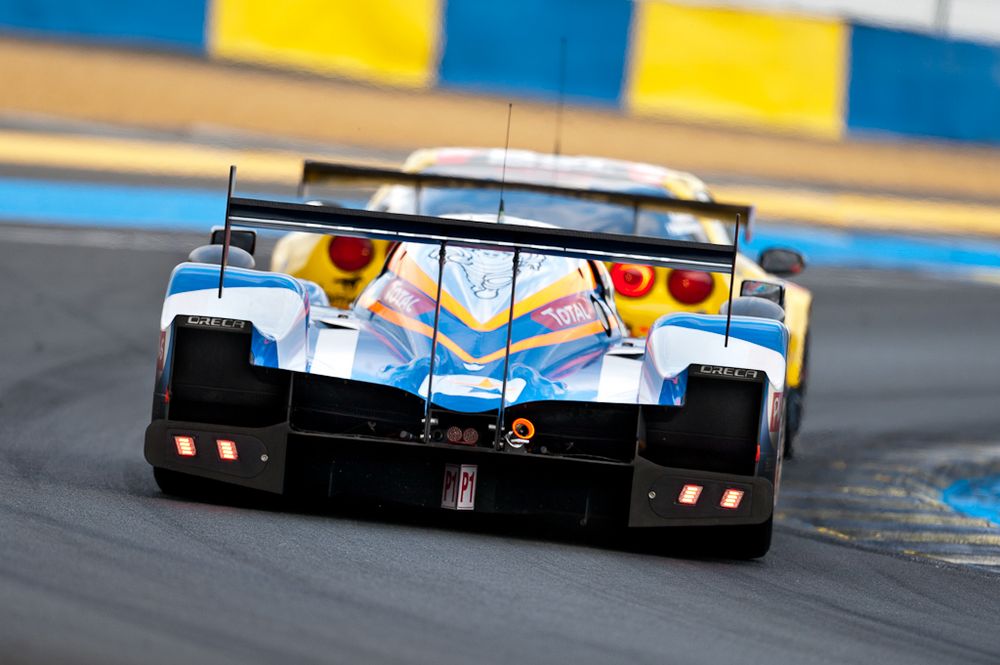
[{"left": 145, "top": 419, "right": 773, "bottom": 528}]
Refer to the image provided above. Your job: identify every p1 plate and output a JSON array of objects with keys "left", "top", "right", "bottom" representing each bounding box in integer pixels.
[{"left": 441, "top": 464, "right": 477, "bottom": 510}]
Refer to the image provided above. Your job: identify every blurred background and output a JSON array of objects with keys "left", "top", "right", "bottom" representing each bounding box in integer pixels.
[{"left": 0, "top": 0, "right": 998, "bottom": 277}]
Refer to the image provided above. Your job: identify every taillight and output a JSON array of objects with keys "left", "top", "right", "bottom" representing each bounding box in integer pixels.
[
  {"left": 677, "top": 484, "right": 703, "bottom": 505},
  {"left": 328, "top": 236, "right": 374, "bottom": 272},
  {"left": 667, "top": 270, "right": 715, "bottom": 305},
  {"left": 720, "top": 489, "right": 745, "bottom": 509},
  {"left": 174, "top": 435, "right": 196, "bottom": 457},
  {"left": 216, "top": 439, "right": 239, "bottom": 461},
  {"left": 610, "top": 263, "right": 655, "bottom": 298}
]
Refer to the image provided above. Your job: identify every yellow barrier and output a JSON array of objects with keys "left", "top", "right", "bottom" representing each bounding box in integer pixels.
[
  {"left": 209, "top": 0, "right": 440, "bottom": 88},
  {"left": 628, "top": 2, "right": 845, "bottom": 137}
]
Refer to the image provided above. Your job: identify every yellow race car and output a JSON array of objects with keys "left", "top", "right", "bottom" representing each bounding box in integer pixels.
[{"left": 272, "top": 148, "right": 812, "bottom": 453}]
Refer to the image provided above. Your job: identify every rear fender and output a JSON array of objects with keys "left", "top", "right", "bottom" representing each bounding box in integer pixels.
[
  {"left": 639, "top": 313, "right": 787, "bottom": 406},
  {"left": 160, "top": 263, "right": 310, "bottom": 372}
]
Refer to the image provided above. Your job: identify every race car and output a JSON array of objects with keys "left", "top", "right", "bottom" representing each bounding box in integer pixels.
[
  {"left": 146, "top": 181, "right": 789, "bottom": 558},
  {"left": 273, "top": 149, "right": 812, "bottom": 455}
]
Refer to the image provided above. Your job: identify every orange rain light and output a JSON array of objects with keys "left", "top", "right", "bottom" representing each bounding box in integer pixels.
[{"left": 511, "top": 418, "right": 535, "bottom": 440}]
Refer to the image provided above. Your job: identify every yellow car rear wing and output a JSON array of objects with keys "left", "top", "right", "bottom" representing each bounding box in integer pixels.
[{"left": 300, "top": 160, "right": 754, "bottom": 241}]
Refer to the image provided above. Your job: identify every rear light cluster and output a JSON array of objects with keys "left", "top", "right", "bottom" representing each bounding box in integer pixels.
[
  {"left": 667, "top": 270, "right": 715, "bottom": 304},
  {"left": 173, "top": 435, "right": 240, "bottom": 462},
  {"left": 678, "top": 484, "right": 703, "bottom": 505},
  {"left": 328, "top": 236, "right": 374, "bottom": 272},
  {"left": 173, "top": 435, "right": 196, "bottom": 457},
  {"left": 609, "top": 265, "right": 715, "bottom": 305},
  {"left": 675, "top": 484, "right": 745, "bottom": 509},
  {"left": 216, "top": 439, "right": 239, "bottom": 461},
  {"left": 610, "top": 264, "right": 655, "bottom": 298}
]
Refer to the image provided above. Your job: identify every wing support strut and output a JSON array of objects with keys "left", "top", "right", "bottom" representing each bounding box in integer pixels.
[
  {"left": 495, "top": 247, "right": 521, "bottom": 449},
  {"left": 422, "top": 241, "right": 448, "bottom": 444},
  {"left": 218, "top": 165, "right": 237, "bottom": 298},
  {"left": 724, "top": 213, "right": 741, "bottom": 347}
]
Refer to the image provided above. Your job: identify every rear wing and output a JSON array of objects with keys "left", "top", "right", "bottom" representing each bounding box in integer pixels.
[
  {"left": 219, "top": 165, "right": 745, "bottom": 445},
  {"left": 229, "top": 196, "right": 736, "bottom": 272},
  {"left": 299, "top": 160, "right": 755, "bottom": 240}
]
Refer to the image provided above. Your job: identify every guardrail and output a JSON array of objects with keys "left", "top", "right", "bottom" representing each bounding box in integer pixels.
[{"left": 1, "top": 0, "right": 998, "bottom": 144}]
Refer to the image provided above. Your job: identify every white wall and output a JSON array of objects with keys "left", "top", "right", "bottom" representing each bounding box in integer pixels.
[{"left": 669, "top": 0, "right": 1000, "bottom": 43}]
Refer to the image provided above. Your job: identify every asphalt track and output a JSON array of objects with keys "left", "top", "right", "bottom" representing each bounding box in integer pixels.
[{"left": 2, "top": 225, "right": 1000, "bottom": 665}]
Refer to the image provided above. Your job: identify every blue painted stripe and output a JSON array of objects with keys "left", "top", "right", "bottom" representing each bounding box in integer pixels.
[
  {"left": 0, "top": 0, "right": 208, "bottom": 52},
  {"left": 943, "top": 475, "right": 1000, "bottom": 526},
  {"left": 653, "top": 313, "right": 788, "bottom": 355},
  {"left": 168, "top": 262, "right": 304, "bottom": 296},
  {"left": 743, "top": 223, "right": 1000, "bottom": 273},
  {"left": 438, "top": 0, "right": 632, "bottom": 105},
  {"left": 0, "top": 176, "right": 291, "bottom": 231},
  {"left": 3, "top": 176, "right": 1000, "bottom": 278}
]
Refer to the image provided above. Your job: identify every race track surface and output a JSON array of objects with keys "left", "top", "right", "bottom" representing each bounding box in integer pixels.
[{"left": 2, "top": 225, "right": 999, "bottom": 665}]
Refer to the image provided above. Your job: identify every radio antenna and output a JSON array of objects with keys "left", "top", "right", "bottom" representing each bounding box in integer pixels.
[
  {"left": 498, "top": 103, "right": 512, "bottom": 223},
  {"left": 554, "top": 37, "right": 567, "bottom": 156},
  {"left": 218, "top": 165, "right": 237, "bottom": 298},
  {"left": 724, "top": 212, "right": 740, "bottom": 347}
]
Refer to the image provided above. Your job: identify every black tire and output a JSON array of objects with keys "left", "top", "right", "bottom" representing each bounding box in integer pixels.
[
  {"left": 783, "top": 332, "right": 810, "bottom": 459},
  {"left": 153, "top": 467, "right": 279, "bottom": 508},
  {"left": 722, "top": 516, "right": 773, "bottom": 559},
  {"left": 783, "top": 387, "right": 803, "bottom": 459},
  {"left": 153, "top": 467, "right": 235, "bottom": 501},
  {"left": 638, "top": 516, "right": 773, "bottom": 559},
  {"left": 153, "top": 467, "right": 204, "bottom": 497}
]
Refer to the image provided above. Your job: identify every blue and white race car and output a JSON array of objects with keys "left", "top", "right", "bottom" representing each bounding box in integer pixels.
[{"left": 145, "top": 177, "right": 788, "bottom": 558}]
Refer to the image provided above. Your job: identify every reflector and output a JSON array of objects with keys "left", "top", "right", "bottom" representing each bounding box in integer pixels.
[
  {"left": 720, "top": 489, "right": 745, "bottom": 509},
  {"left": 216, "top": 439, "right": 239, "bottom": 461},
  {"left": 446, "top": 426, "right": 463, "bottom": 443},
  {"left": 462, "top": 428, "right": 479, "bottom": 445},
  {"left": 174, "top": 435, "right": 196, "bottom": 457},
  {"left": 677, "top": 484, "right": 703, "bottom": 505}
]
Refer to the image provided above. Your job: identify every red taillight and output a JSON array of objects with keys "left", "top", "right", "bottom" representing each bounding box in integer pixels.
[
  {"left": 446, "top": 426, "right": 463, "bottom": 443},
  {"left": 216, "top": 439, "right": 238, "bottom": 461},
  {"left": 610, "top": 263, "right": 655, "bottom": 298},
  {"left": 667, "top": 270, "right": 715, "bottom": 305},
  {"left": 720, "top": 489, "right": 745, "bottom": 509},
  {"left": 174, "top": 435, "right": 196, "bottom": 457},
  {"left": 462, "top": 428, "right": 479, "bottom": 445},
  {"left": 677, "top": 484, "right": 703, "bottom": 505},
  {"left": 328, "top": 236, "right": 374, "bottom": 272}
]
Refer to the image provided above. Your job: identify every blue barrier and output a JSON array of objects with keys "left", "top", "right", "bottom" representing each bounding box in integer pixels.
[
  {"left": 848, "top": 24, "right": 1000, "bottom": 143},
  {"left": 438, "top": 0, "right": 632, "bottom": 105},
  {"left": 0, "top": 0, "right": 207, "bottom": 52}
]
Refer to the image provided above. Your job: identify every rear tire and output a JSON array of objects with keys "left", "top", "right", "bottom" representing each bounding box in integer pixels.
[
  {"left": 783, "top": 332, "right": 810, "bottom": 459},
  {"left": 722, "top": 516, "right": 773, "bottom": 559},
  {"left": 153, "top": 467, "right": 198, "bottom": 497},
  {"left": 783, "top": 388, "right": 803, "bottom": 459}
]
